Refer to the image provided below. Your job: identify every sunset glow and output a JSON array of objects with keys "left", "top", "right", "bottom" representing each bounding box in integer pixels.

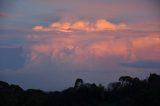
[{"left": 0, "top": 0, "right": 160, "bottom": 91}]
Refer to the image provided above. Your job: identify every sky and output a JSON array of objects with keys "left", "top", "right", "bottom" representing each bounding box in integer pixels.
[{"left": 0, "top": 0, "right": 160, "bottom": 91}]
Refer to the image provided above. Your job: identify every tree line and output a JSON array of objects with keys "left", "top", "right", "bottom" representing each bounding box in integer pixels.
[{"left": 0, "top": 73, "right": 160, "bottom": 106}]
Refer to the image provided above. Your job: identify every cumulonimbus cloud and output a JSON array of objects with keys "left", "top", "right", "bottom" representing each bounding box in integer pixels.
[
  {"left": 32, "top": 19, "right": 128, "bottom": 32},
  {"left": 28, "top": 33, "right": 160, "bottom": 64}
]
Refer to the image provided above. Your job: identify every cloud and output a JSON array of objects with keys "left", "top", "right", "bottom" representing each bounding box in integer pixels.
[
  {"left": 32, "top": 26, "right": 45, "bottom": 31},
  {"left": 1, "top": 0, "right": 160, "bottom": 91},
  {"left": 130, "top": 35, "right": 160, "bottom": 61},
  {"left": 95, "top": 19, "right": 127, "bottom": 31},
  {"left": 28, "top": 32, "right": 160, "bottom": 65},
  {"left": 32, "top": 19, "right": 128, "bottom": 32}
]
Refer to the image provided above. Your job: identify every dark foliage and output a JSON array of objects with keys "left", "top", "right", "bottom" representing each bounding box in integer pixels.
[{"left": 0, "top": 73, "right": 160, "bottom": 106}]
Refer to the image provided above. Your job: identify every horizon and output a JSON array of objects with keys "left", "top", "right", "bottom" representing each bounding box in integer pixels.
[
  {"left": 1, "top": 72, "right": 159, "bottom": 92},
  {"left": 0, "top": 0, "right": 160, "bottom": 91}
]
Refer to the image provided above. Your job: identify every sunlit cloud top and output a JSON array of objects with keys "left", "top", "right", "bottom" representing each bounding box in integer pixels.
[{"left": 32, "top": 19, "right": 128, "bottom": 32}]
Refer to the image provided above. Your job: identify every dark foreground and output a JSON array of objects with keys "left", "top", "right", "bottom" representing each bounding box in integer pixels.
[{"left": 0, "top": 73, "right": 160, "bottom": 106}]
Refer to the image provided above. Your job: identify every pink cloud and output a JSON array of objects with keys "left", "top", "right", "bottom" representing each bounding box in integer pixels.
[
  {"left": 32, "top": 26, "right": 45, "bottom": 31},
  {"left": 32, "top": 19, "right": 128, "bottom": 32},
  {"left": 28, "top": 33, "right": 160, "bottom": 65},
  {"left": 130, "top": 35, "right": 160, "bottom": 61}
]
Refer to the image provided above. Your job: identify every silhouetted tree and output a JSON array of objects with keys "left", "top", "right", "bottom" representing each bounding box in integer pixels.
[
  {"left": 74, "top": 78, "right": 83, "bottom": 88},
  {"left": 1, "top": 73, "right": 160, "bottom": 106},
  {"left": 148, "top": 73, "right": 160, "bottom": 84},
  {"left": 119, "top": 76, "right": 133, "bottom": 86}
]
